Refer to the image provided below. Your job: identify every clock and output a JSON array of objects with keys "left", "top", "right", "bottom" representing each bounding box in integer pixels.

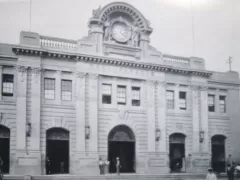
[{"left": 111, "top": 22, "right": 131, "bottom": 43}]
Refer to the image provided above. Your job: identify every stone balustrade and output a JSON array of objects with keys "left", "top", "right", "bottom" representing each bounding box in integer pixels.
[
  {"left": 163, "top": 54, "right": 190, "bottom": 66},
  {"left": 40, "top": 36, "right": 77, "bottom": 49}
]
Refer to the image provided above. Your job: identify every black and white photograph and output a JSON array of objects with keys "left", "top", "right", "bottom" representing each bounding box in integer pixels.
[{"left": 0, "top": 0, "right": 239, "bottom": 180}]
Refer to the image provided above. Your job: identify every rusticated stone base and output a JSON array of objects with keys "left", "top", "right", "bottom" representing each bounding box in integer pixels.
[{"left": 11, "top": 150, "right": 42, "bottom": 175}]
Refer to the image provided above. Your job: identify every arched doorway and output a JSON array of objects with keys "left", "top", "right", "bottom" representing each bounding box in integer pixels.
[
  {"left": 0, "top": 125, "right": 10, "bottom": 174},
  {"left": 211, "top": 135, "right": 226, "bottom": 173},
  {"left": 46, "top": 128, "right": 69, "bottom": 174},
  {"left": 108, "top": 125, "right": 135, "bottom": 173},
  {"left": 169, "top": 133, "right": 186, "bottom": 173}
]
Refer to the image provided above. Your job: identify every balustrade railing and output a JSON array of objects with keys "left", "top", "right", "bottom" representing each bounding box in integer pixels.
[
  {"left": 40, "top": 36, "right": 77, "bottom": 49},
  {"left": 163, "top": 54, "right": 190, "bottom": 66}
]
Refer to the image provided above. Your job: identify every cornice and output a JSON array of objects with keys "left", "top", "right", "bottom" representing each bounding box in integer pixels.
[{"left": 12, "top": 46, "right": 212, "bottom": 78}]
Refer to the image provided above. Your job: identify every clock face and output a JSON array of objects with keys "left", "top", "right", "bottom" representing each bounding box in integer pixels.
[{"left": 112, "top": 22, "right": 131, "bottom": 43}]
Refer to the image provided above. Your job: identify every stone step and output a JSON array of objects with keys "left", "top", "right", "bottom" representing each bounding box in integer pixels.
[{"left": 2, "top": 174, "right": 228, "bottom": 180}]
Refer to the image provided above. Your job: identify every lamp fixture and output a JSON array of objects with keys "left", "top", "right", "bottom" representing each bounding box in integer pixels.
[
  {"left": 199, "top": 130, "right": 204, "bottom": 143},
  {"left": 26, "top": 122, "right": 32, "bottom": 137},
  {"left": 85, "top": 124, "right": 90, "bottom": 139},
  {"left": 155, "top": 128, "right": 161, "bottom": 141}
]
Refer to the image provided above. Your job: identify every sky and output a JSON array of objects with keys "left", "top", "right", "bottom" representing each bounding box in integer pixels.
[{"left": 0, "top": 0, "right": 239, "bottom": 74}]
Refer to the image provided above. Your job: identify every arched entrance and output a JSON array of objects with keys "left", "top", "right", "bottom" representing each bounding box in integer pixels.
[
  {"left": 211, "top": 135, "right": 226, "bottom": 173},
  {"left": 0, "top": 125, "right": 10, "bottom": 174},
  {"left": 108, "top": 125, "right": 135, "bottom": 173},
  {"left": 169, "top": 133, "right": 186, "bottom": 173},
  {"left": 46, "top": 128, "right": 69, "bottom": 174}
]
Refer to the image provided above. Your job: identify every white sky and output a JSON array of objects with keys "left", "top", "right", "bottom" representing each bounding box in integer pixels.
[{"left": 0, "top": 0, "right": 239, "bottom": 74}]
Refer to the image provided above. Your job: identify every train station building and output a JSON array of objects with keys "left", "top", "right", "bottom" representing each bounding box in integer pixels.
[{"left": 0, "top": 1, "right": 240, "bottom": 175}]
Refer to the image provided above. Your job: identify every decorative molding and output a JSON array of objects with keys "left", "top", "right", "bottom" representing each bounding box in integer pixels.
[
  {"left": 12, "top": 47, "right": 212, "bottom": 78},
  {"left": 15, "top": 66, "right": 28, "bottom": 82},
  {"left": 190, "top": 84, "right": 208, "bottom": 91},
  {"left": 75, "top": 72, "right": 86, "bottom": 79},
  {"left": 30, "top": 67, "right": 41, "bottom": 83},
  {"left": 155, "top": 81, "right": 166, "bottom": 87},
  {"left": 119, "top": 110, "right": 129, "bottom": 121}
]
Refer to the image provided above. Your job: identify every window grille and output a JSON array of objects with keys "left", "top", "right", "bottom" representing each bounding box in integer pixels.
[
  {"left": 61, "top": 80, "right": 72, "bottom": 101},
  {"left": 44, "top": 78, "right": 55, "bottom": 100},
  {"left": 2, "top": 74, "right": 14, "bottom": 96}
]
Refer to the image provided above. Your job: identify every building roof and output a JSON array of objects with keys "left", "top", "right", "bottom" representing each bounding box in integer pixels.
[{"left": 0, "top": 43, "right": 17, "bottom": 59}]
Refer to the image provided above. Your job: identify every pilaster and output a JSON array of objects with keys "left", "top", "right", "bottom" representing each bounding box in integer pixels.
[
  {"left": 88, "top": 73, "right": 98, "bottom": 153},
  {"left": 191, "top": 85, "right": 200, "bottom": 152},
  {"left": 0, "top": 66, "right": 2, "bottom": 101},
  {"left": 156, "top": 81, "right": 167, "bottom": 152},
  {"left": 200, "top": 88, "right": 209, "bottom": 152},
  {"left": 147, "top": 80, "right": 155, "bottom": 152},
  {"left": 29, "top": 67, "right": 41, "bottom": 151},
  {"left": 16, "top": 65, "right": 28, "bottom": 150},
  {"left": 75, "top": 72, "right": 86, "bottom": 152}
]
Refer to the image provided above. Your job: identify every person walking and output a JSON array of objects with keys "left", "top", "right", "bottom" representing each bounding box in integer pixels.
[
  {"left": 206, "top": 168, "right": 217, "bottom": 180},
  {"left": 116, "top": 157, "right": 121, "bottom": 175}
]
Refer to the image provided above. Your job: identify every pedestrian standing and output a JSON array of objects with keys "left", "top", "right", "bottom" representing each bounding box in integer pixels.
[
  {"left": 60, "top": 161, "right": 65, "bottom": 173},
  {"left": 230, "top": 163, "right": 236, "bottom": 180},
  {"left": 99, "top": 158, "right": 103, "bottom": 175},
  {"left": 227, "top": 164, "right": 233, "bottom": 180},
  {"left": 46, "top": 157, "right": 50, "bottom": 174},
  {"left": 116, "top": 157, "right": 121, "bottom": 175},
  {"left": 206, "top": 168, "right": 217, "bottom": 180}
]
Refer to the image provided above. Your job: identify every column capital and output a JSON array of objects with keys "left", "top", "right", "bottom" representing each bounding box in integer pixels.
[
  {"left": 190, "top": 84, "right": 208, "bottom": 91},
  {"left": 15, "top": 65, "right": 28, "bottom": 73},
  {"left": 88, "top": 73, "right": 98, "bottom": 80},
  {"left": 75, "top": 72, "right": 87, "bottom": 78},
  {"left": 29, "top": 67, "right": 41, "bottom": 74}
]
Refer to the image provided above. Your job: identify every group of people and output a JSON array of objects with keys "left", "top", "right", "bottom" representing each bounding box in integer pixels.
[{"left": 99, "top": 157, "right": 121, "bottom": 175}]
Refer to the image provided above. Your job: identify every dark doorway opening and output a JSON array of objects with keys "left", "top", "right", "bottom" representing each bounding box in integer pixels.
[
  {"left": 169, "top": 133, "right": 186, "bottom": 173},
  {"left": 0, "top": 125, "right": 10, "bottom": 174},
  {"left": 46, "top": 128, "right": 69, "bottom": 174},
  {"left": 212, "top": 135, "right": 226, "bottom": 173},
  {"left": 108, "top": 125, "right": 135, "bottom": 173}
]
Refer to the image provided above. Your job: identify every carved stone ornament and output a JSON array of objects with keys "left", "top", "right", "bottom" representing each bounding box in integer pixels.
[
  {"left": 190, "top": 84, "right": 208, "bottom": 91},
  {"left": 155, "top": 81, "right": 166, "bottom": 87},
  {"left": 16, "top": 66, "right": 28, "bottom": 82},
  {"left": 92, "top": 5, "right": 101, "bottom": 18},
  {"left": 75, "top": 72, "right": 86, "bottom": 79},
  {"left": 30, "top": 67, "right": 41, "bottom": 83},
  {"left": 119, "top": 110, "right": 129, "bottom": 121}
]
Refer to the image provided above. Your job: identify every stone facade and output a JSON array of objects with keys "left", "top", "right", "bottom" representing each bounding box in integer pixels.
[{"left": 0, "top": 1, "right": 239, "bottom": 175}]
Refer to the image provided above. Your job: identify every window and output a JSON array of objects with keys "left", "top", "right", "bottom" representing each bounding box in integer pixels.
[
  {"left": 179, "top": 91, "right": 187, "bottom": 110},
  {"left": 219, "top": 95, "right": 226, "bottom": 113},
  {"left": 117, "top": 85, "right": 126, "bottom": 105},
  {"left": 208, "top": 94, "right": 215, "bottom": 112},
  {"left": 166, "top": 90, "right": 174, "bottom": 109},
  {"left": 61, "top": 80, "right": 72, "bottom": 101},
  {"left": 132, "top": 87, "right": 140, "bottom": 106},
  {"left": 2, "top": 74, "right": 14, "bottom": 96},
  {"left": 44, "top": 78, "right": 55, "bottom": 100},
  {"left": 102, "top": 84, "right": 112, "bottom": 104}
]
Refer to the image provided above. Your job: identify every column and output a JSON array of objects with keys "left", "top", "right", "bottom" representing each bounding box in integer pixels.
[
  {"left": 30, "top": 68, "right": 41, "bottom": 150},
  {"left": 0, "top": 66, "right": 2, "bottom": 101},
  {"left": 88, "top": 73, "right": 98, "bottom": 153},
  {"left": 156, "top": 81, "right": 166, "bottom": 152},
  {"left": 16, "top": 66, "right": 28, "bottom": 150},
  {"left": 75, "top": 72, "right": 86, "bottom": 152},
  {"left": 200, "top": 87, "right": 209, "bottom": 152},
  {"left": 147, "top": 80, "right": 155, "bottom": 152},
  {"left": 191, "top": 85, "right": 200, "bottom": 152}
]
